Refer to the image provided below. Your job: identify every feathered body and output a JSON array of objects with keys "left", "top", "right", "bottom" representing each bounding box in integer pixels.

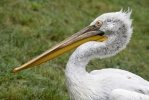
[{"left": 65, "top": 10, "right": 149, "bottom": 100}]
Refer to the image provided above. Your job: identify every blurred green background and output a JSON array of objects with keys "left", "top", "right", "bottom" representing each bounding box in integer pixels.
[{"left": 0, "top": 0, "right": 149, "bottom": 100}]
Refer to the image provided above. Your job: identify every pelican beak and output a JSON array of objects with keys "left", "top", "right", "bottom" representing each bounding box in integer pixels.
[{"left": 13, "top": 21, "right": 107, "bottom": 72}]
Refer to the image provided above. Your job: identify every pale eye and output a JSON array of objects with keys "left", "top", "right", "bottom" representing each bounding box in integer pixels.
[{"left": 95, "top": 21, "right": 103, "bottom": 28}]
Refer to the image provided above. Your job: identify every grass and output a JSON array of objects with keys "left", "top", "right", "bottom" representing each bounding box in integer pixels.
[{"left": 0, "top": 0, "right": 149, "bottom": 99}]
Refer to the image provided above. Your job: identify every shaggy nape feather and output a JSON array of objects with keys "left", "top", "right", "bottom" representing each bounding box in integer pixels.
[{"left": 90, "top": 9, "right": 133, "bottom": 59}]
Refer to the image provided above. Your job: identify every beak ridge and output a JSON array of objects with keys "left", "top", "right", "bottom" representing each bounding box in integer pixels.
[{"left": 13, "top": 20, "right": 107, "bottom": 72}]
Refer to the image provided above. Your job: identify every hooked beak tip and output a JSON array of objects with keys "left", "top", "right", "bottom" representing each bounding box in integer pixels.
[{"left": 13, "top": 68, "right": 19, "bottom": 73}]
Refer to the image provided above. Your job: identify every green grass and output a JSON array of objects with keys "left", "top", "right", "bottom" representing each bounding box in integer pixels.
[{"left": 0, "top": 0, "right": 149, "bottom": 99}]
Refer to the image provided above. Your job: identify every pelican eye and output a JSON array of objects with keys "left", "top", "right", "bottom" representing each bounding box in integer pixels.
[
  {"left": 98, "top": 31, "right": 104, "bottom": 36},
  {"left": 95, "top": 21, "right": 103, "bottom": 28}
]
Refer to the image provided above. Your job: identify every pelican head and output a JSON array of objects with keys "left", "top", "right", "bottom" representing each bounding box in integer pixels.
[
  {"left": 13, "top": 10, "right": 132, "bottom": 73},
  {"left": 90, "top": 9, "right": 133, "bottom": 59}
]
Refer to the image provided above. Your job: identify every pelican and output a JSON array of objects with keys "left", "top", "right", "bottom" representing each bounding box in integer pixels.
[{"left": 13, "top": 10, "right": 149, "bottom": 100}]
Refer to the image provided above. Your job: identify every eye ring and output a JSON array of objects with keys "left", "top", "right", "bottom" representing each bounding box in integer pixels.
[{"left": 95, "top": 20, "right": 103, "bottom": 28}]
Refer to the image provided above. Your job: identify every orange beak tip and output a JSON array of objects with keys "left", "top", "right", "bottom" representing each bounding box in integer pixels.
[{"left": 12, "top": 68, "right": 19, "bottom": 73}]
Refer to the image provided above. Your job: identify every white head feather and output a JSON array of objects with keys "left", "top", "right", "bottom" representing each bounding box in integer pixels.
[{"left": 90, "top": 9, "right": 133, "bottom": 59}]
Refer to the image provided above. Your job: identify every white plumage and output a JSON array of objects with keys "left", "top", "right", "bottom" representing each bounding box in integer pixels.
[{"left": 65, "top": 10, "right": 149, "bottom": 100}]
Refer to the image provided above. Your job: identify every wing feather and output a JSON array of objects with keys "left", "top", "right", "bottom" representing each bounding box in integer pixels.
[{"left": 108, "top": 89, "right": 149, "bottom": 100}]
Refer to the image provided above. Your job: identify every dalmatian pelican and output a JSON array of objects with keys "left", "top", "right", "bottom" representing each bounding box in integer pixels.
[{"left": 13, "top": 10, "right": 149, "bottom": 100}]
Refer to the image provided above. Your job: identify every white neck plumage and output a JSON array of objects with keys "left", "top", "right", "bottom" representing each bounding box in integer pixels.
[
  {"left": 65, "top": 10, "right": 133, "bottom": 100},
  {"left": 66, "top": 21, "right": 132, "bottom": 75}
]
